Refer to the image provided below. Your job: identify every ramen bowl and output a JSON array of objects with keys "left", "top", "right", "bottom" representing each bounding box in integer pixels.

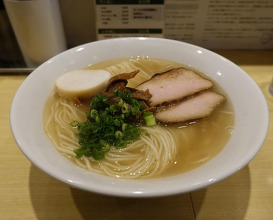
[{"left": 10, "top": 38, "right": 269, "bottom": 197}]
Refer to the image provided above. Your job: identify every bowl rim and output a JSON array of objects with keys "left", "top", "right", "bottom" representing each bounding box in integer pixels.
[{"left": 10, "top": 37, "right": 270, "bottom": 197}]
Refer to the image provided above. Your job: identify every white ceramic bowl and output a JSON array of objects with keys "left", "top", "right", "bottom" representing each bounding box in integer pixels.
[{"left": 10, "top": 38, "right": 269, "bottom": 197}]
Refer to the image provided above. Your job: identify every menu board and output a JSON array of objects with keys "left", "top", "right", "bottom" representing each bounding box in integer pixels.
[
  {"left": 95, "top": 0, "right": 164, "bottom": 39},
  {"left": 95, "top": 0, "right": 273, "bottom": 49}
]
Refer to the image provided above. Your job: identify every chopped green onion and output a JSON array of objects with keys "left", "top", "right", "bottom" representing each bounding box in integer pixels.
[
  {"left": 90, "top": 109, "right": 98, "bottom": 118},
  {"left": 131, "top": 106, "right": 138, "bottom": 115},
  {"left": 116, "top": 140, "right": 127, "bottom": 149},
  {"left": 100, "top": 140, "right": 110, "bottom": 152},
  {"left": 102, "top": 144, "right": 110, "bottom": 152},
  {"left": 143, "top": 111, "right": 152, "bottom": 117},
  {"left": 92, "top": 148, "right": 105, "bottom": 160},
  {"left": 104, "top": 115, "right": 112, "bottom": 125},
  {"left": 115, "top": 130, "right": 123, "bottom": 138},
  {"left": 139, "top": 102, "right": 145, "bottom": 111},
  {"left": 121, "top": 103, "right": 128, "bottom": 113},
  {"left": 118, "top": 98, "right": 123, "bottom": 107},
  {"left": 122, "top": 123, "right": 128, "bottom": 132},
  {"left": 74, "top": 147, "right": 90, "bottom": 158},
  {"left": 70, "top": 120, "right": 79, "bottom": 127},
  {"left": 95, "top": 115, "right": 100, "bottom": 123},
  {"left": 144, "top": 111, "right": 156, "bottom": 126},
  {"left": 113, "top": 119, "right": 121, "bottom": 127},
  {"left": 110, "top": 105, "right": 117, "bottom": 112}
]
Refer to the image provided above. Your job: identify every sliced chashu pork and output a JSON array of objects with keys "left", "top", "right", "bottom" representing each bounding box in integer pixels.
[
  {"left": 136, "top": 68, "right": 213, "bottom": 106},
  {"left": 155, "top": 91, "right": 225, "bottom": 123}
]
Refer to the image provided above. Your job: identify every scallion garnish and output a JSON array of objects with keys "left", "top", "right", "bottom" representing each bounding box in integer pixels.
[{"left": 72, "top": 89, "right": 156, "bottom": 160}]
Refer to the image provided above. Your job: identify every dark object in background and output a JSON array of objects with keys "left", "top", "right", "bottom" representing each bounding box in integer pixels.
[{"left": 0, "top": 0, "right": 25, "bottom": 68}]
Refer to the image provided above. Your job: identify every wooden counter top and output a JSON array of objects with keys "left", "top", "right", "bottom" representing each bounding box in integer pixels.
[{"left": 1, "top": 50, "right": 273, "bottom": 220}]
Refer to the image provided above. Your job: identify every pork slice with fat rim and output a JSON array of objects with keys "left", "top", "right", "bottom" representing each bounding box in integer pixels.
[
  {"left": 136, "top": 68, "right": 213, "bottom": 106},
  {"left": 155, "top": 91, "right": 225, "bottom": 123}
]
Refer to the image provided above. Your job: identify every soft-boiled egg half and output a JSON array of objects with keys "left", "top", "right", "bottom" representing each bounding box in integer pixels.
[{"left": 56, "top": 69, "right": 111, "bottom": 99}]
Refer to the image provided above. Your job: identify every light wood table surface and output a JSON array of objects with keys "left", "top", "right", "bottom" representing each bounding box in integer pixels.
[{"left": 1, "top": 50, "right": 273, "bottom": 220}]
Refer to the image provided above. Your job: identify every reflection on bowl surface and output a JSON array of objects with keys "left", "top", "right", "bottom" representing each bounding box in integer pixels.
[{"left": 10, "top": 38, "right": 269, "bottom": 197}]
